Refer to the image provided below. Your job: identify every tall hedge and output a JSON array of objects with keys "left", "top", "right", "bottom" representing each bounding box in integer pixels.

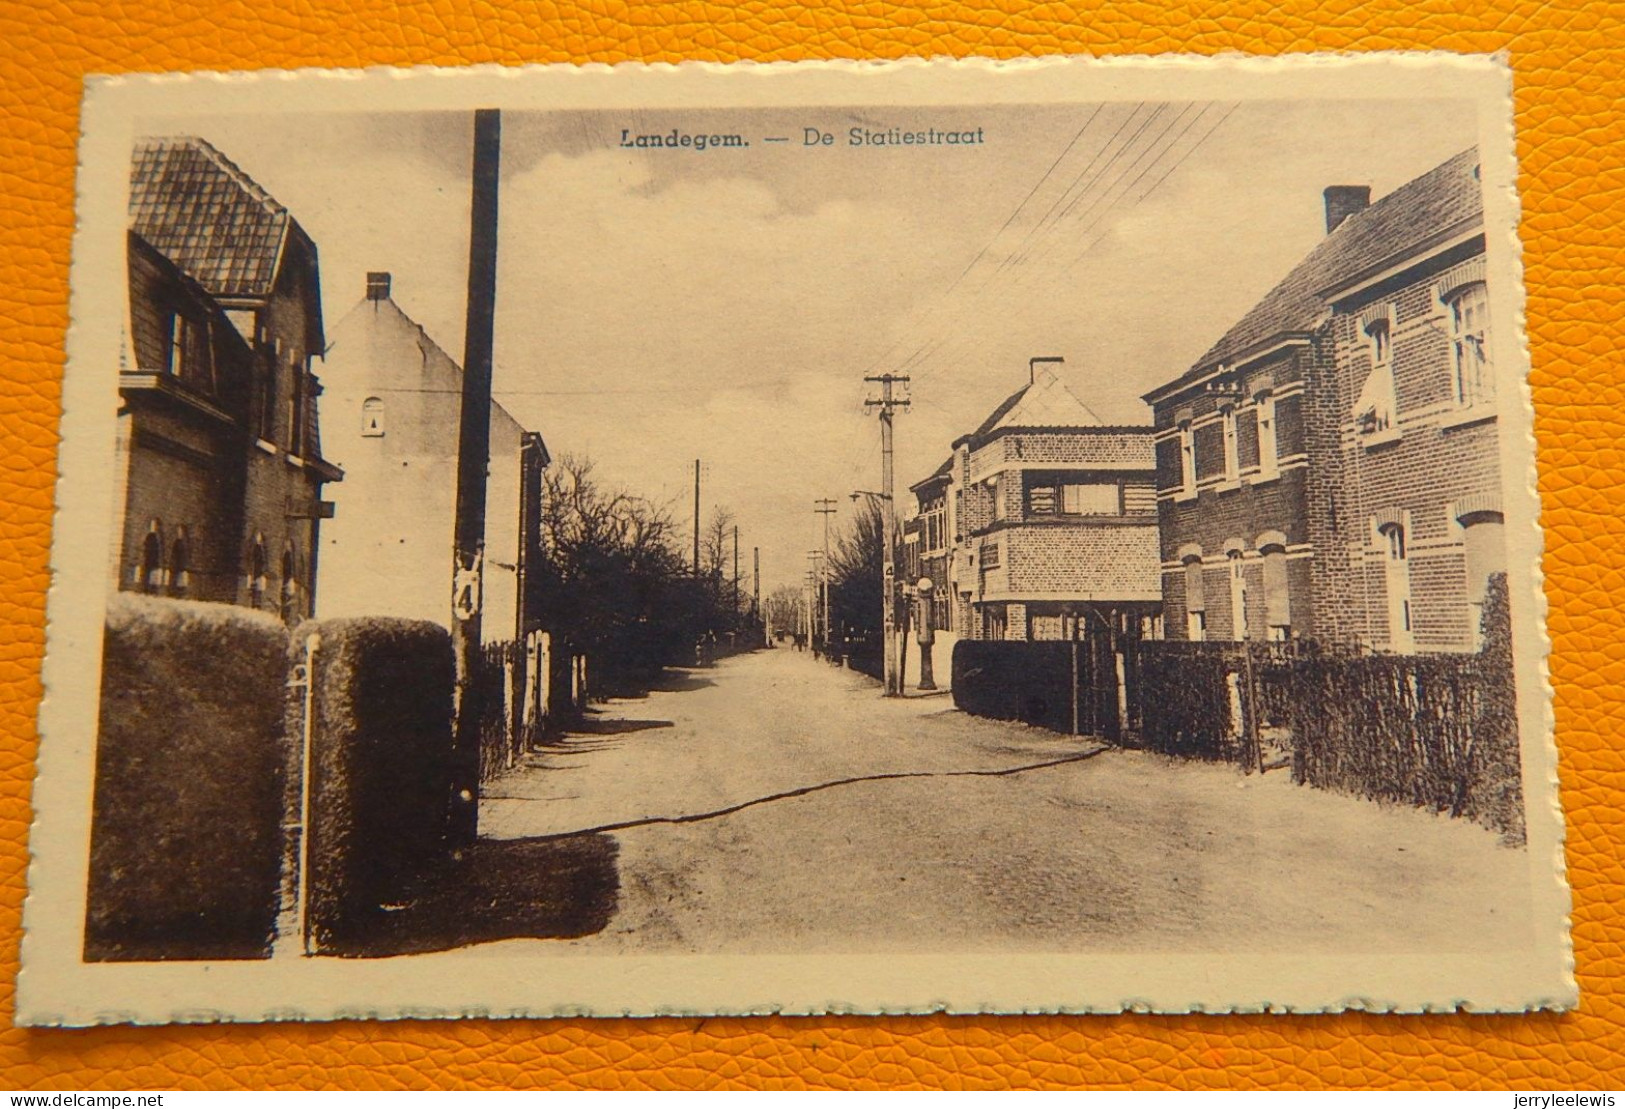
[
  {"left": 85, "top": 594, "right": 291, "bottom": 961},
  {"left": 292, "top": 617, "right": 456, "bottom": 953},
  {"left": 1289, "top": 574, "right": 1524, "bottom": 841}
]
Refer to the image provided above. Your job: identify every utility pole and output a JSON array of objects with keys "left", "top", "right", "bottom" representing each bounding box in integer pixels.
[
  {"left": 865, "top": 373, "right": 909, "bottom": 695},
  {"left": 753, "top": 545, "right": 760, "bottom": 621},
  {"left": 449, "top": 108, "right": 502, "bottom": 844},
  {"left": 807, "top": 549, "right": 825, "bottom": 657},
  {"left": 732, "top": 525, "right": 740, "bottom": 626},
  {"left": 814, "top": 498, "right": 837, "bottom": 660},
  {"left": 692, "top": 459, "right": 701, "bottom": 577}
]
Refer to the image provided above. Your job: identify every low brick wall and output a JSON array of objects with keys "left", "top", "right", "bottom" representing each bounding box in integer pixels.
[{"left": 85, "top": 594, "right": 291, "bottom": 961}]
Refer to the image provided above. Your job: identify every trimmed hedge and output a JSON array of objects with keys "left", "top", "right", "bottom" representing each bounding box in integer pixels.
[
  {"left": 952, "top": 641, "right": 1082, "bottom": 733},
  {"left": 1131, "top": 642, "right": 1242, "bottom": 762},
  {"left": 292, "top": 616, "right": 456, "bottom": 953},
  {"left": 85, "top": 594, "right": 291, "bottom": 961},
  {"left": 1289, "top": 574, "right": 1524, "bottom": 841}
]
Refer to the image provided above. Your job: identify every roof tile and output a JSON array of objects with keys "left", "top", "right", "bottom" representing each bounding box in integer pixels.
[{"left": 129, "top": 137, "right": 291, "bottom": 300}]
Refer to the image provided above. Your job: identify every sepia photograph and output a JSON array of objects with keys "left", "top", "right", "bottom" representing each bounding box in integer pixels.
[{"left": 18, "top": 55, "right": 1570, "bottom": 1024}]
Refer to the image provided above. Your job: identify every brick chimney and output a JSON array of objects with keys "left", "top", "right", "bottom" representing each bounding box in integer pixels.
[
  {"left": 365, "top": 272, "right": 391, "bottom": 301},
  {"left": 1323, "top": 186, "right": 1371, "bottom": 234}
]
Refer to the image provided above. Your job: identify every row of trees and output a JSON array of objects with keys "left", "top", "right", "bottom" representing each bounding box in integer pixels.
[
  {"left": 760, "top": 497, "right": 888, "bottom": 670},
  {"left": 522, "top": 453, "right": 760, "bottom": 694}
]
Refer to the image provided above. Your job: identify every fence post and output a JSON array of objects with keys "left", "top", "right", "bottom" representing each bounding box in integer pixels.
[
  {"left": 1070, "top": 641, "right": 1080, "bottom": 736},
  {"left": 1243, "top": 642, "right": 1264, "bottom": 774}
]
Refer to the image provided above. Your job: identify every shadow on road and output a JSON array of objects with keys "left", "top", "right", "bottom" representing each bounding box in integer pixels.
[
  {"left": 322, "top": 832, "right": 620, "bottom": 958},
  {"left": 644, "top": 669, "right": 718, "bottom": 694},
  {"left": 572, "top": 717, "right": 675, "bottom": 736}
]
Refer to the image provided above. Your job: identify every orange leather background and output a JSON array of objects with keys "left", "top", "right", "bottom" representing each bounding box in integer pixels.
[{"left": 2, "top": 0, "right": 1622, "bottom": 1091}]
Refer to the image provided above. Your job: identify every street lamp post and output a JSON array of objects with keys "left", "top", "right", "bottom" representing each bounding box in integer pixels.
[{"left": 916, "top": 576, "right": 937, "bottom": 691}]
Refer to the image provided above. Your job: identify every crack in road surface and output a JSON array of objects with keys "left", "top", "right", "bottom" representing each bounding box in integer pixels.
[{"left": 514, "top": 745, "right": 1111, "bottom": 841}]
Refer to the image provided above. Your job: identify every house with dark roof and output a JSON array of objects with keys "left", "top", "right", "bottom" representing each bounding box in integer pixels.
[
  {"left": 1143, "top": 147, "right": 1505, "bottom": 652},
  {"left": 118, "top": 137, "right": 340, "bottom": 622},
  {"left": 912, "top": 357, "right": 1161, "bottom": 662}
]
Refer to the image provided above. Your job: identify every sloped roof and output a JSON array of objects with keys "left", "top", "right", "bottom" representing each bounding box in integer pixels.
[
  {"left": 1164, "top": 147, "right": 1482, "bottom": 394},
  {"left": 324, "top": 292, "right": 532, "bottom": 439},
  {"left": 910, "top": 455, "right": 954, "bottom": 494},
  {"left": 964, "top": 365, "right": 1104, "bottom": 443},
  {"left": 129, "top": 137, "right": 295, "bottom": 301}
]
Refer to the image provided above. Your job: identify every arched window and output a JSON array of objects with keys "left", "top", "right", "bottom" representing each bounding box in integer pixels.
[
  {"left": 1259, "top": 539, "right": 1291, "bottom": 641},
  {"left": 248, "top": 536, "right": 267, "bottom": 610},
  {"left": 1379, "top": 519, "right": 1415, "bottom": 653},
  {"left": 1226, "top": 547, "right": 1249, "bottom": 641},
  {"left": 169, "top": 527, "right": 190, "bottom": 598},
  {"left": 139, "top": 524, "right": 164, "bottom": 594},
  {"left": 1365, "top": 315, "right": 1392, "bottom": 368},
  {"left": 280, "top": 547, "right": 300, "bottom": 624},
  {"left": 1460, "top": 507, "right": 1506, "bottom": 645},
  {"left": 1448, "top": 282, "right": 1494, "bottom": 408},
  {"left": 361, "top": 396, "right": 386, "bottom": 437},
  {"left": 1182, "top": 553, "right": 1206, "bottom": 642}
]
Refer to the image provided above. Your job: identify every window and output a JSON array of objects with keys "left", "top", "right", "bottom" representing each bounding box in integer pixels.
[
  {"left": 258, "top": 361, "right": 278, "bottom": 443},
  {"left": 1448, "top": 282, "right": 1494, "bottom": 407},
  {"left": 1183, "top": 555, "right": 1205, "bottom": 642},
  {"left": 1379, "top": 520, "right": 1415, "bottom": 653},
  {"left": 1354, "top": 364, "right": 1397, "bottom": 436},
  {"left": 139, "top": 525, "right": 164, "bottom": 593},
  {"left": 1365, "top": 315, "right": 1392, "bottom": 368},
  {"left": 288, "top": 369, "right": 307, "bottom": 455},
  {"left": 1255, "top": 393, "right": 1279, "bottom": 479},
  {"left": 170, "top": 528, "right": 190, "bottom": 597},
  {"left": 1178, "top": 423, "right": 1196, "bottom": 497},
  {"left": 990, "top": 476, "right": 1006, "bottom": 521},
  {"left": 1061, "top": 483, "right": 1119, "bottom": 515},
  {"left": 1221, "top": 408, "right": 1240, "bottom": 481},
  {"left": 1461, "top": 510, "right": 1506, "bottom": 646},
  {"left": 1227, "top": 549, "right": 1249, "bottom": 641},
  {"left": 280, "top": 548, "right": 300, "bottom": 625},
  {"left": 1027, "top": 483, "right": 1057, "bottom": 517},
  {"left": 248, "top": 537, "right": 267, "bottom": 610},
  {"left": 166, "top": 314, "right": 186, "bottom": 377},
  {"left": 361, "top": 397, "right": 386, "bottom": 437},
  {"left": 1262, "top": 544, "right": 1290, "bottom": 640}
]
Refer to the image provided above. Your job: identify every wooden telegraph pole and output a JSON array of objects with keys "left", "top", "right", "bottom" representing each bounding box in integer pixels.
[
  {"left": 449, "top": 108, "right": 502, "bottom": 845},
  {"left": 865, "top": 374, "right": 908, "bottom": 695},
  {"left": 814, "top": 498, "right": 836, "bottom": 659}
]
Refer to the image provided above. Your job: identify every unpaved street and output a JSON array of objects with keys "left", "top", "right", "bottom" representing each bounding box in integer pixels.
[{"left": 480, "top": 648, "right": 1532, "bottom": 955}]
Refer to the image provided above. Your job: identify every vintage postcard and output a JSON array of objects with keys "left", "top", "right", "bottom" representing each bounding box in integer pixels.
[{"left": 19, "top": 53, "right": 1572, "bottom": 1025}]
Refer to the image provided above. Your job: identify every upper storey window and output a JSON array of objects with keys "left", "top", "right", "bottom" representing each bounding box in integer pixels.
[
  {"left": 1447, "top": 282, "right": 1494, "bottom": 408},
  {"left": 361, "top": 397, "right": 386, "bottom": 437},
  {"left": 1255, "top": 392, "right": 1279, "bottom": 479},
  {"left": 1178, "top": 423, "right": 1196, "bottom": 498},
  {"left": 1220, "top": 407, "right": 1240, "bottom": 481},
  {"left": 1354, "top": 311, "right": 1398, "bottom": 439}
]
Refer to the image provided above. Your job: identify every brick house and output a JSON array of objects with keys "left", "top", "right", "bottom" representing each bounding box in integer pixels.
[
  {"left": 921, "top": 358, "right": 1161, "bottom": 649},
  {"left": 316, "top": 273, "right": 547, "bottom": 643},
  {"left": 1145, "top": 147, "right": 1504, "bottom": 652},
  {"left": 119, "top": 138, "right": 341, "bottom": 622}
]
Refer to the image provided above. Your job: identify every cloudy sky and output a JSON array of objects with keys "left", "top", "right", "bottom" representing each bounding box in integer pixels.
[{"left": 149, "top": 100, "right": 1476, "bottom": 594}]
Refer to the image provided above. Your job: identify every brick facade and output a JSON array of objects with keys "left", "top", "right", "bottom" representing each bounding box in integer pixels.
[
  {"left": 911, "top": 364, "right": 1161, "bottom": 645},
  {"left": 121, "top": 138, "right": 340, "bottom": 624},
  {"left": 117, "top": 227, "right": 338, "bottom": 623},
  {"left": 1144, "top": 148, "right": 1503, "bottom": 654}
]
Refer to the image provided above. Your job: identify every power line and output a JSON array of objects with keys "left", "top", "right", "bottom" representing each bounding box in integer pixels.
[{"left": 941, "top": 103, "right": 1107, "bottom": 295}]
